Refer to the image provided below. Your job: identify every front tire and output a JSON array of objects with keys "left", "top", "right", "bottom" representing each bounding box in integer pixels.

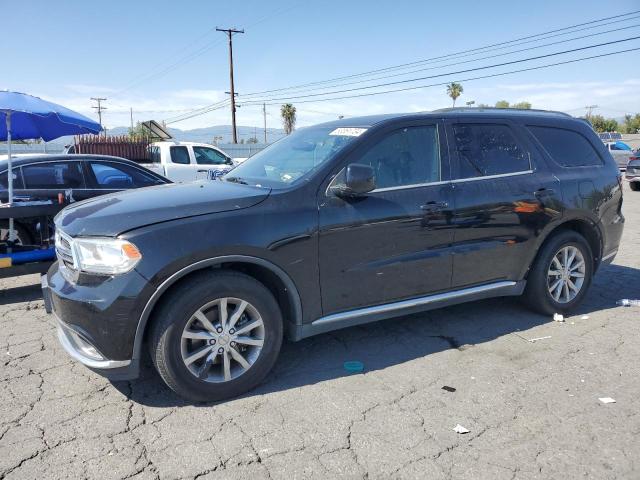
[
  {"left": 149, "top": 270, "right": 283, "bottom": 402},
  {"left": 629, "top": 182, "right": 640, "bottom": 191},
  {"left": 523, "top": 230, "right": 594, "bottom": 316}
]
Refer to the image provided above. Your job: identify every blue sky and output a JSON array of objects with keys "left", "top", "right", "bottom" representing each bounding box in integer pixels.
[{"left": 4, "top": 0, "right": 640, "bottom": 131}]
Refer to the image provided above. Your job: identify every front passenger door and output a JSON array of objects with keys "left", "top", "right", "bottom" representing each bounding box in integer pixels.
[{"left": 318, "top": 122, "right": 455, "bottom": 315}]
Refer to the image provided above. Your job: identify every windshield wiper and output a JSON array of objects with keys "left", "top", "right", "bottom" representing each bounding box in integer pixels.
[{"left": 224, "top": 176, "right": 249, "bottom": 185}]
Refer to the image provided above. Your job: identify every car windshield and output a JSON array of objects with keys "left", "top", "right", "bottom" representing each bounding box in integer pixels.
[{"left": 224, "top": 126, "right": 364, "bottom": 188}]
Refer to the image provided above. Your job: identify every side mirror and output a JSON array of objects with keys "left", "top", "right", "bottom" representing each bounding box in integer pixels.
[{"left": 331, "top": 163, "right": 376, "bottom": 198}]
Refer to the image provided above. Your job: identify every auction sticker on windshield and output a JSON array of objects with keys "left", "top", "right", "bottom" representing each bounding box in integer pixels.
[{"left": 329, "top": 127, "right": 367, "bottom": 137}]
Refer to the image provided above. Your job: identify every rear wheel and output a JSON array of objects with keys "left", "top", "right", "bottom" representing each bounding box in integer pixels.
[
  {"left": 523, "top": 230, "right": 594, "bottom": 316},
  {"left": 149, "top": 271, "right": 283, "bottom": 402},
  {"left": 629, "top": 182, "right": 640, "bottom": 191}
]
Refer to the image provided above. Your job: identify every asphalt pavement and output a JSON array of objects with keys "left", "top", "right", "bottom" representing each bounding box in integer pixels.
[{"left": 1, "top": 184, "right": 639, "bottom": 480}]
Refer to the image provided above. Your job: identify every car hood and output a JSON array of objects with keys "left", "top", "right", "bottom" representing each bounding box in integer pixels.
[{"left": 56, "top": 180, "right": 271, "bottom": 237}]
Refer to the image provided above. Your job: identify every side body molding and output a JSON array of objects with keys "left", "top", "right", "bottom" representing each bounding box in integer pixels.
[{"left": 130, "top": 255, "right": 304, "bottom": 364}]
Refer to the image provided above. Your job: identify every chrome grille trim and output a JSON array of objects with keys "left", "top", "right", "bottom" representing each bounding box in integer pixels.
[{"left": 55, "top": 230, "right": 76, "bottom": 268}]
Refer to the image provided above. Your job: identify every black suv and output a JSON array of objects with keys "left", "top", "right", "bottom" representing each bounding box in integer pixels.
[{"left": 43, "top": 109, "right": 624, "bottom": 401}]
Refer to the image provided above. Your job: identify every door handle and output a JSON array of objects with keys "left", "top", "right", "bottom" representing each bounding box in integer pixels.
[
  {"left": 420, "top": 201, "right": 449, "bottom": 211},
  {"left": 534, "top": 188, "right": 555, "bottom": 198},
  {"left": 197, "top": 169, "right": 208, "bottom": 173}
]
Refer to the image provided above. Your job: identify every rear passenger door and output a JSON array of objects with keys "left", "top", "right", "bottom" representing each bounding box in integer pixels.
[{"left": 447, "top": 119, "right": 562, "bottom": 288}]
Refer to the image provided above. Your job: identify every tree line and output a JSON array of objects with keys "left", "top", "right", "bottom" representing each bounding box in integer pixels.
[{"left": 586, "top": 114, "right": 640, "bottom": 134}]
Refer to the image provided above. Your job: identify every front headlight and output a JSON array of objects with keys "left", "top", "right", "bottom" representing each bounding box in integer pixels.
[{"left": 71, "top": 237, "right": 142, "bottom": 275}]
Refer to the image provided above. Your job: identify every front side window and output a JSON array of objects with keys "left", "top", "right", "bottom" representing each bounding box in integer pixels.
[
  {"left": 170, "top": 146, "right": 190, "bottom": 164},
  {"left": 528, "top": 126, "right": 602, "bottom": 167},
  {"left": 226, "top": 126, "right": 361, "bottom": 188},
  {"left": 22, "top": 162, "right": 84, "bottom": 189},
  {"left": 453, "top": 124, "right": 530, "bottom": 179},
  {"left": 90, "top": 162, "right": 164, "bottom": 189},
  {"left": 193, "top": 146, "right": 229, "bottom": 165},
  {"left": 356, "top": 126, "right": 441, "bottom": 189},
  {"left": 0, "top": 169, "right": 24, "bottom": 190}
]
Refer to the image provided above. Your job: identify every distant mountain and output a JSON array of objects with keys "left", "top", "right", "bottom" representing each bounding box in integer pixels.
[
  {"left": 0, "top": 125, "right": 287, "bottom": 155},
  {"left": 106, "top": 125, "right": 286, "bottom": 145}
]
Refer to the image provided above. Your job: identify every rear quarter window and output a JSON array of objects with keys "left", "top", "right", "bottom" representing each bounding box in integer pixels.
[{"left": 528, "top": 126, "right": 603, "bottom": 167}]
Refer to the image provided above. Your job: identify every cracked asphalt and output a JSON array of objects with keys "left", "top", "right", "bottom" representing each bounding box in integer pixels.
[{"left": 1, "top": 184, "right": 639, "bottom": 480}]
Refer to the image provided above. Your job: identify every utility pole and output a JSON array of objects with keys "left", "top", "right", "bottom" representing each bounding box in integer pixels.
[
  {"left": 263, "top": 103, "right": 267, "bottom": 144},
  {"left": 217, "top": 27, "right": 244, "bottom": 144},
  {"left": 130, "top": 107, "right": 134, "bottom": 131},
  {"left": 91, "top": 97, "right": 107, "bottom": 131},
  {"left": 585, "top": 105, "right": 598, "bottom": 118}
]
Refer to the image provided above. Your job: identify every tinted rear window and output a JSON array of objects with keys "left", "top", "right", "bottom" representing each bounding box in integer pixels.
[
  {"left": 528, "top": 126, "right": 602, "bottom": 167},
  {"left": 452, "top": 124, "right": 530, "bottom": 179}
]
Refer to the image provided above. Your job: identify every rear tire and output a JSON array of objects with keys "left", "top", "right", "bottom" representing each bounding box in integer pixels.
[
  {"left": 149, "top": 270, "right": 283, "bottom": 402},
  {"left": 523, "top": 230, "right": 594, "bottom": 316},
  {"left": 630, "top": 182, "right": 640, "bottom": 191}
]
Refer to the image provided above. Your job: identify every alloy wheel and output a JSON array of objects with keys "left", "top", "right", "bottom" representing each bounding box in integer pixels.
[
  {"left": 546, "top": 245, "right": 586, "bottom": 303},
  {"left": 180, "top": 297, "right": 265, "bottom": 383}
]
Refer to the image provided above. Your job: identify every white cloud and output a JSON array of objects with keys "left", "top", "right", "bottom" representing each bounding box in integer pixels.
[{"left": 18, "top": 77, "right": 640, "bottom": 132}]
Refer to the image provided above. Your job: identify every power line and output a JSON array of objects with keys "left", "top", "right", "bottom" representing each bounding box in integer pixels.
[
  {"left": 111, "top": 27, "right": 218, "bottom": 97},
  {"left": 177, "top": 13, "right": 640, "bottom": 117},
  {"left": 239, "top": 22, "right": 640, "bottom": 99},
  {"left": 111, "top": 38, "right": 226, "bottom": 99},
  {"left": 164, "top": 99, "right": 230, "bottom": 125},
  {"left": 238, "top": 46, "right": 640, "bottom": 106},
  {"left": 237, "top": 35, "right": 640, "bottom": 104},
  {"left": 159, "top": 13, "right": 640, "bottom": 124},
  {"left": 239, "top": 10, "right": 640, "bottom": 98},
  {"left": 163, "top": 98, "right": 230, "bottom": 122},
  {"left": 111, "top": 4, "right": 300, "bottom": 100}
]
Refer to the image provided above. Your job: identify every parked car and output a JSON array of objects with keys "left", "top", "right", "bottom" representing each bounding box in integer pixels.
[
  {"left": 625, "top": 152, "right": 640, "bottom": 191},
  {"left": 0, "top": 154, "right": 170, "bottom": 244},
  {"left": 144, "top": 141, "right": 236, "bottom": 182},
  {"left": 604, "top": 140, "right": 635, "bottom": 170},
  {"left": 43, "top": 109, "right": 624, "bottom": 402}
]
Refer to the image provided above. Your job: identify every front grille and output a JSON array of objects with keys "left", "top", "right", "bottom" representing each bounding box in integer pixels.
[{"left": 55, "top": 231, "right": 75, "bottom": 268}]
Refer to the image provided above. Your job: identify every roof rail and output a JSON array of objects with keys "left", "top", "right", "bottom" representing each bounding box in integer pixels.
[{"left": 431, "top": 107, "right": 573, "bottom": 118}]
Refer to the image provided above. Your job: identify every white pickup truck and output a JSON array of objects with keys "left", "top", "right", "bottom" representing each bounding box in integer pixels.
[{"left": 144, "top": 141, "right": 237, "bottom": 183}]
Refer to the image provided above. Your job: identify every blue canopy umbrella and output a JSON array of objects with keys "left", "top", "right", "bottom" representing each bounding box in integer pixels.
[{"left": 0, "top": 90, "right": 102, "bottom": 242}]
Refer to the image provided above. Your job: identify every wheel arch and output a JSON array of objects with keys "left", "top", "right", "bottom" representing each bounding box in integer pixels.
[
  {"left": 131, "top": 255, "right": 303, "bottom": 364},
  {"left": 524, "top": 217, "right": 603, "bottom": 280}
]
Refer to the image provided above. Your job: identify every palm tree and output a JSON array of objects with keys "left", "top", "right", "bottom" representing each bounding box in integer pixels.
[
  {"left": 281, "top": 104, "right": 297, "bottom": 134},
  {"left": 446, "top": 83, "right": 464, "bottom": 107}
]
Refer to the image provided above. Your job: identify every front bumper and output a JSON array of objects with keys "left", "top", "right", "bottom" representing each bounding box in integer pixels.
[{"left": 42, "top": 263, "right": 149, "bottom": 380}]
